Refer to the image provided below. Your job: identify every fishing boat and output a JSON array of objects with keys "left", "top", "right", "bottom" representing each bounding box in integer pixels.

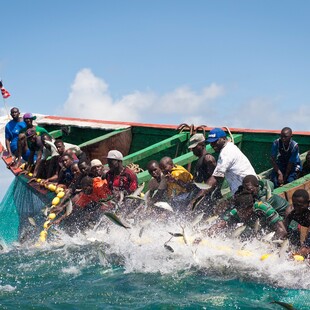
[{"left": 0, "top": 115, "right": 310, "bottom": 245}]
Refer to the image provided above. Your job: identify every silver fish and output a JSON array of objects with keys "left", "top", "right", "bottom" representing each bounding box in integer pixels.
[
  {"left": 205, "top": 215, "right": 219, "bottom": 225},
  {"left": 28, "top": 217, "right": 36, "bottom": 227},
  {"left": 104, "top": 212, "right": 131, "bottom": 229},
  {"left": 66, "top": 199, "right": 73, "bottom": 216},
  {"left": 168, "top": 232, "right": 184, "bottom": 237},
  {"left": 139, "top": 227, "right": 145, "bottom": 238},
  {"left": 42, "top": 207, "right": 49, "bottom": 217},
  {"left": 164, "top": 244, "right": 174, "bottom": 253},
  {"left": 232, "top": 224, "right": 246, "bottom": 238},
  {"left": 154, "top": 201, "right": 174, "bottom": 212},
  {"left": 266, "top": 181, "right": 273, "bottom": 200},
  {"left": 194, "top": 182, "right": 212, "bottom": 190},
  {"left": 279, "top": 239, "right": 289, "bottom": 258},
  {"left": 254, "top": 218, "right": 261, "bottom": 233},
  {"left": 270, "top": 301, "right": 296, "bottom": 310},
  {"left": 133, "top": 182, "right": 145, "bottom": 197},
  {"left": 261, "top": 231, "right": 275, "bottom": 242},
  {"left": 191, "top": 213, "right": 204, "bottom": 227},
  {"left": 181, "top": 225, "right": 188, "bottom": 245},
  {"left": 98, "top": 250, "right": 109, "bottom": 266}
]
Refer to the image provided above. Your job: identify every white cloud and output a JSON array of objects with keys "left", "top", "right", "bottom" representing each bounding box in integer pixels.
[
  {"left": 62, "top": 69, "right": 224, "bottom": 124},
  {"left": 62, "top": 68, "right": 310, "bottom": 131}
]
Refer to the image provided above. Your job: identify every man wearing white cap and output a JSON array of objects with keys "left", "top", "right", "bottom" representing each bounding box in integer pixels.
[
  {"left": 90, "top": 159, "right": 105, "bottom": 179},
  {"left": 105, "top": 150, "right": 138, "bottom": 198}
]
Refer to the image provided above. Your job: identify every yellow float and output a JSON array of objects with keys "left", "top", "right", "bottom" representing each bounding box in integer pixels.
[
  {"left": 48, "top": 213, "right": 56, "bottom": 220},
  {"left": 52, "top": 197, "right": 60, "bottom": 206},
  {"left": 48, "top": 184, "right": 57, "bottom": 192},
  {"left": 57, "top": 191, "right": 65, "bottom": 199}
]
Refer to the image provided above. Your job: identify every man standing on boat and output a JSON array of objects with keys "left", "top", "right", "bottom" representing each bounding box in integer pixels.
[
  {"left": 4, "top": 107, "right": 25, "bottom": 162},
  {"left": 189, "top": 128, "right": 256, "bottom": 211},
  {"left": 270, "top": 127, "right": 302, "bottom": 188}
]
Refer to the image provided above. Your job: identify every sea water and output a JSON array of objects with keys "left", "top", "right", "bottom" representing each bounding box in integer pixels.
[{"left": 0, "top": 218, "right": 309, "bottom": 309}]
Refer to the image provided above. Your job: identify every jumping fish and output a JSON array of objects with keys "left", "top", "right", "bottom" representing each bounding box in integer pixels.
[
  {"left": 254, "top": 218, "right": 261, "bottom": 233},
  {"left": 42, "top": 207, "right": 49, "bottom": 217},
  {"left": 66, "top": 199, "right": 73, "bottom": 216},
  {"left": 181, "top": 225, "right": 188, "bottom": 245},
  {"left": 194, "top": 182, "right": 212, "bottom": 190},
  {"left": 164, "top": 244, "right": 174, "bottom": 253},
  {"left": 261, "top": 231, "right": 275, "bottom": 243},
  {"left": 28, "top": 217, "right": 36, "bottom": 227},
  {"left": 279, "top": 239, "right": 289, "bottom": 258},
  {"left": 98, "top": 250, "right": 109, "bottom": 266},
  {"left": 266, "top": 181, "right": 273, "bottom": 200},
  {"left": 104, "top": 212, "right": 131, "bottom": 229},
  {"left": 191, "top": 196, "right": 205, "bottom": 211},
  {"left": 191, "top": 212, "right": 204, "bottom": 227},
  {"left": 270, "top": 301, "right": 296, "bottom": 310},
  {"left": 168, "top": 232, "right": 184, "bottom": 237},
  {"left": 154, "top": 202, "right": 174, "bottom": 212},
  {"left": 232, "top": 225, "right": 246, "bottom": 238},
  {"left": 139, "top": 227, "right": 145, "bottom": 238},
  {"left": 133, "top": 182, "right": 145, "bottom": 197},
  {"left": 205, "top": 214, "right": 219, "bottom": 225}
]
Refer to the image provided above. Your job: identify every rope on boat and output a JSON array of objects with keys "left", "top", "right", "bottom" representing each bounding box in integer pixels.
[
  {"left": 126, "top": 163, "right": 144, "bottom": 173},
  {"left": 223, "top": 126, "right": 234, "bottom": 144}
]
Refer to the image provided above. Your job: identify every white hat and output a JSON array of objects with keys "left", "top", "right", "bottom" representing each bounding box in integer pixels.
[
  {"left": 188, "top": 133, "right": 205, "bottom": 149},
  {"left": 106, "top": 150, "right": 123, "bottom": 161},
  {"left": 90, "top": 159, "right": 103, "bottom": 168}
]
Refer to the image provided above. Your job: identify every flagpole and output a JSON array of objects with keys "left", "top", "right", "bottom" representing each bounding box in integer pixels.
[{"left": 2, "top": 97, "right": 10, "bottom": 120}]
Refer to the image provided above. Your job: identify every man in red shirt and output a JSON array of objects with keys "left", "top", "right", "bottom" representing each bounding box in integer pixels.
[{"left": 105, "top": 150, "right": 138, "bottom": 199}]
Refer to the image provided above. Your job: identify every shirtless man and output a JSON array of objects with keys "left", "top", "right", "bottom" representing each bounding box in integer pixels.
[{"left": 285, "top": 189, "right": 310, "bottom": 257}]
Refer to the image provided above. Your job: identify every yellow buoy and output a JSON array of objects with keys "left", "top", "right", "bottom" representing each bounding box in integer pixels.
[
  {"left": 260, "top": 253, "right": 271, "bottom": 261},
  {"left": 48, "top": 184, "right": 57, "bottom": 192},
  {"left": 55, "top": 187, "right": 64, "bottom": 194},
  {"left": 39, "top": 235, "right": 47, "bottom": 242},
  {"left": 48, "top": 213, "right": 56, "bottom": 220},
  {"left": 41, "top": 221, "right": 50, "bottom": 229},
  {"left": 52, "top": 197, "right": 60, "bottom": 206},
  {"left": 36, "top": 178, "right": 42, "bottom": 183},
  {"left": 57, "top": 191, "right": 65, "bottom": 199},
  {"left": 40, "top": 230, "right": 47, "bottom": 237},
  {"left": 293, "top": 254, "right": 305, "bottom": 261},
  {"left": 140, "top": 193, "right": 145, "bottom": 198},
  {"left": 28, "top": 173, "right": 33, "bottom": 177}
]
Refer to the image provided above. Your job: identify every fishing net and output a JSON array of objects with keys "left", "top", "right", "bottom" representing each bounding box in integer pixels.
[{"left": 0, "top": 177, "right": 51, "bottom": 244}]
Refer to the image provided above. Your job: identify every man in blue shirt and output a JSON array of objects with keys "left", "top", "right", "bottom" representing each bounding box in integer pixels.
[
  {"left": 270, "top": 127, "right": 301, "bottom": 187},
  {"left": 5, "top": 107, "right": 26, "bottom": 160}
]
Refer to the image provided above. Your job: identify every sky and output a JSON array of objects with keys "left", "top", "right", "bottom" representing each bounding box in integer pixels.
[{"left": 0, "top": 0, "right": 310, "bottom": 200}]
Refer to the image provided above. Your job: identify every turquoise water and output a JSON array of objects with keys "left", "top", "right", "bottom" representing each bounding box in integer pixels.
[{"left": 1, "top": 221, "right": 310, "bottom": 310}]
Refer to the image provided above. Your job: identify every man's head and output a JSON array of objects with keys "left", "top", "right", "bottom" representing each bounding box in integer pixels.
[
  {"left": 23, "top": 113, "right": 37, "bottom": 127},
  {"left": 206, "top": 128, "right": 227, "bottom": 152},
  {"left": 25, "top": 128, "right": 37, "bottom": 143},
  {"left": 54, "top": 139, "right": 65, "bottom": 155},
  {"left": 61, "top": 153, "right": 74, "bottom": 169},
  {"left": 147, "top": 160, "right": 162, "bottom": 180},
  {"left": 71, "top": 162, "right": 81, "bottom": 177},
  {"left": 292, "top": 189, "right": 310, "bottom": 215},
  {"left": 90, "top": 159, "right": 103, "bottom": 177},
  {"left": 79, "top": 161, "right": 90, "bottom": 176},
  {"left": 234, "top": 191, "right": 255, "bottom": 221},
  {"left": 106, "top": 150, "right": 123, "bottom": 171},
  {"left": 280, "top": 127, "right": 292, "bottom": 146},
  {"left": 10, "top": 107, "right": 20, "bottom": 121},
  {"left": 159, "top": 156, "right": 174, "bottom": 175},
  {"left": 41, "top": 133, "right": 52, "bottom": 148},
  {"left": 80, "top": 176, "right": 94, "bottom": 195},
  {"left": 188, "top": 133, "right": 206, "bottom": 157},
  {"left": 242, "top": 175, "right": 259, "bottom": 197}
]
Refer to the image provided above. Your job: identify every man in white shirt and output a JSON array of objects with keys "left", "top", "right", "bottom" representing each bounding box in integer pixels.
[{"left": 189, "top": 128, "right": 257, "bottom": 211}]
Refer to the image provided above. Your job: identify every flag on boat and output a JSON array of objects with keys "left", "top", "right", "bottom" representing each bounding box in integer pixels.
[{"left": 0, "top": 80, "right": 11, "bottom": 99}]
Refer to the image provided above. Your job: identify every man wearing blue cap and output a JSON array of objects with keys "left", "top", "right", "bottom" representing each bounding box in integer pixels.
[{"left": 189, "top": 128, "right": 256, "bottom": 211}]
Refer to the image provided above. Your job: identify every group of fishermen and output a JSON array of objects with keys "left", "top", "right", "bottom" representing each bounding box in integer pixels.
[{"left": 4, "top": 107, "right": 310, "bottom": 258}]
